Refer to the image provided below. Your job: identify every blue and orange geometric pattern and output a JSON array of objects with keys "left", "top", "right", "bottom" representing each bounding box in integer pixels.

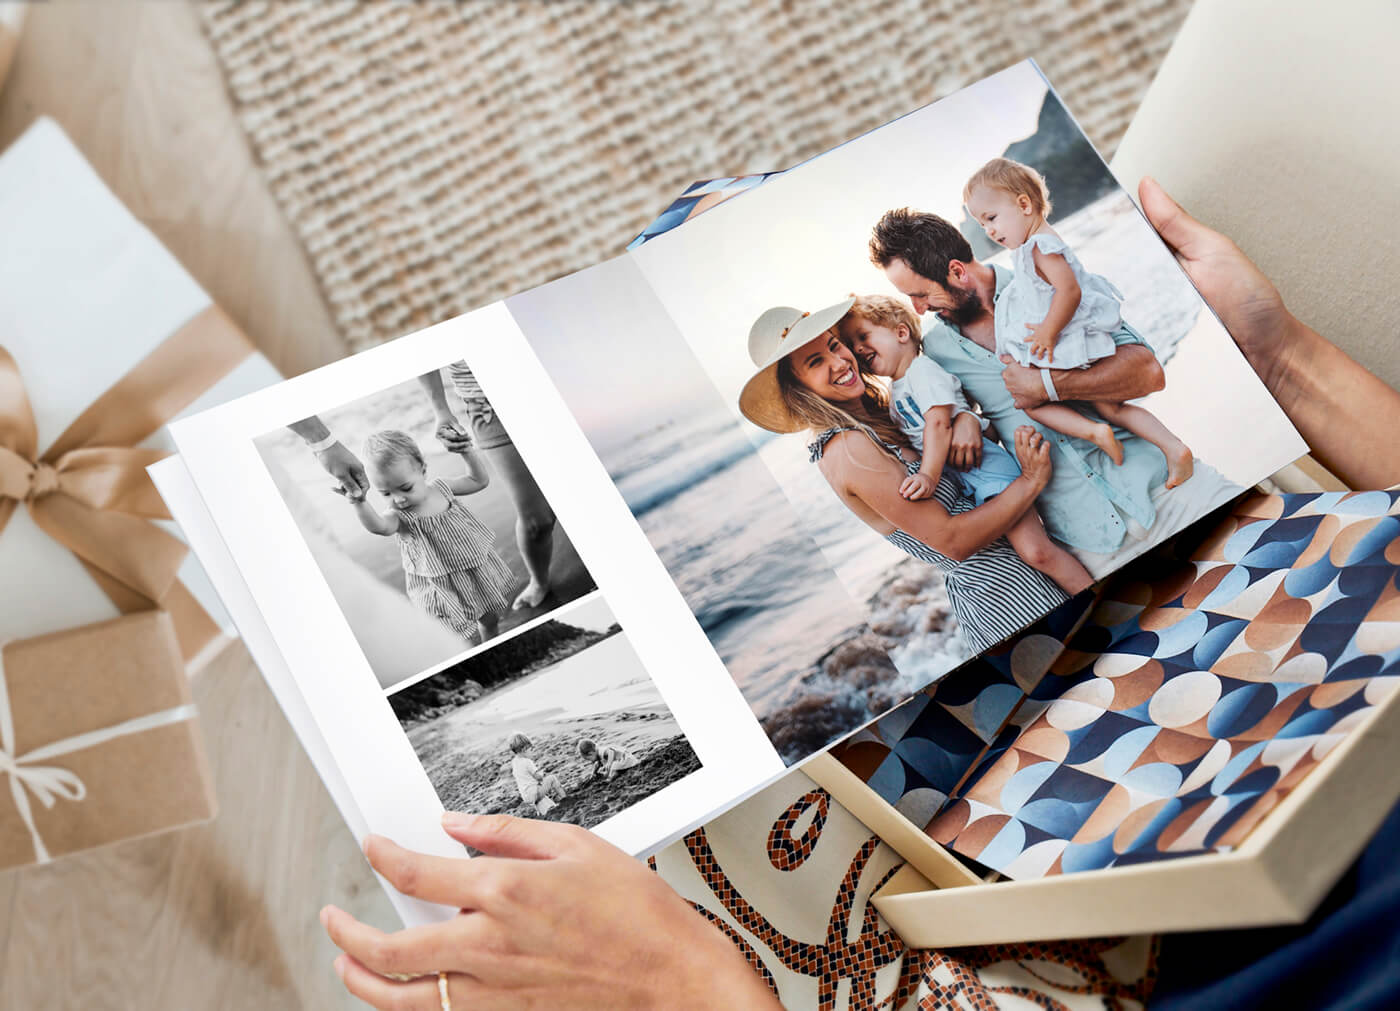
[
  {"left": 928, "top": 490, "right": 1400, "bottom": 877},
  {"left": 830, "top": 590, "right": 1093, "bottom": 827},
  {"left": 625, "top": 173, "right": 782, "bottom": 249}
]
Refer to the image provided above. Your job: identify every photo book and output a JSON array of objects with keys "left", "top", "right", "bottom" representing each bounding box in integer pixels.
[{"left": 158, "top": 62, "right": 1307, "bottom": 928}]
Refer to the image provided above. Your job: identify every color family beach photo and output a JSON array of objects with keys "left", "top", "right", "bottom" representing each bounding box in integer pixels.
[
  {"left": 253, "top": 360, "right": 597, "bottom": 688},
  {"left": 509, "top": 63, "right": 1297, "bottom": 762},
  {"left": 387, "top": 594, "right": 701, "bottom": 829}
]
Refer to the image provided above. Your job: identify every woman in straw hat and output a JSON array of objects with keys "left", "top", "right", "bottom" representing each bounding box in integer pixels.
[{"left": 738, "top": 297, "right": 1069, "bottom": 652}]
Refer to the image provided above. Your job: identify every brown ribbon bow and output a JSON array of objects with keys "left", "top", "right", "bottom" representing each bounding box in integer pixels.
[{"left": 0, "top": 307, "right": 253, "bottom": 659}]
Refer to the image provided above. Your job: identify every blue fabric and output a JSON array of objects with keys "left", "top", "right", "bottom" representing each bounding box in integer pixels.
[
  {"left": 923, "top": 265, "right": 1169, "bottom": 554},
  {"left": 1152, "top": 800, "right": 1400, "bottom": 1010},
  {"left": 954, "top": 437, "right": 1020, "bottom": 505}
]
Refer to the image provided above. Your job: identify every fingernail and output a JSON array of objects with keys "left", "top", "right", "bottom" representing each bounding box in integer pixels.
[
  {"left": 334, "top": 955, "right": 347, "bottom": 979},
  {"left": 319, "top": 906, "right": 332, "bottom": 928},
  {"left": 442, "top": 811, "right": 475, "bottom": 830},
  {"left": 362, "top": 833, "right": 381, "bottom": 856}
]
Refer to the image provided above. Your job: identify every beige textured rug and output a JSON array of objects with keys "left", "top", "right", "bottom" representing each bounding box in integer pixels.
[{"left": 201, "top": 0, "right": 1192, "bottom": 350}]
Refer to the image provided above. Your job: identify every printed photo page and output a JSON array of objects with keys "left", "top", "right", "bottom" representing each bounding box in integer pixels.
[
  {"left": 615, "top": 59, "right": 1306, "bottom": 755},
  {"left": 167, "top": 61, "right": 1308, "bottom": 905},
  {"left": 169, "top": 300, "right": 789, "bottom": 888}
]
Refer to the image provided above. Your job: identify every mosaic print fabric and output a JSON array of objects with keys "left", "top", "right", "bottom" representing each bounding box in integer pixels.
[
  {"left": 626, "top": 173, "right": 780, "bottom": 250},
  {"left": 831, "top": 591, "right": 1093, "bottom": 827},
  {"left": 652, "top": 775, "right": 1156, "bottom": 1009},
  {"left": 928, "top": 490, "right": 1400, "bottom": 878}
]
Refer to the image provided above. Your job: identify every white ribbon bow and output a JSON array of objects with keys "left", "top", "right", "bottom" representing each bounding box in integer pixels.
[{"left": 0, "top": 641, "right": 197, "bottom": 864}]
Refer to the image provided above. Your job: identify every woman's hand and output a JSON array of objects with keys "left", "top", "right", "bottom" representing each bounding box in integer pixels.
[
  {"left": 1012, "top": 425, "right": 1052, "bottom": 493},
  {"left": 321, "top": 814, "right": 783, "bottom": 1011},
  {"left": 1138, "top": 177, "right": 1298, "bottom": 392},
  {"left": 1139, "top": 176, "right": 1400, "bottom": 488}
]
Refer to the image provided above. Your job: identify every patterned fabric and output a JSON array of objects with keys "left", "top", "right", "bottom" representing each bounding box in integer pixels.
[
  {"left": 810, "top": 426, "right": 1068, "bottom": 654},
  {"left": 832, "top": 593, "right": 1093, "bottom": 826},
  {"left": 198, "top": 0, "right": 1192, "bottom": 351},
  {"left": 627, "top": 174, "right": 781, "bottom": 250},
  {"left": 652, "top": 775, "right": 1157, "bottom": 1010},
  {"left": 398, "top": 478, "right": 515, "bottom": 638},
  {"left": 394, "top": 478, "right": 503, "bottom": 576},
  {"left": 930, "top": 490, "right": 1400, "bottom": 878},
  {"left": 445, "top": 361, "right": 513, "bottom": 450}
]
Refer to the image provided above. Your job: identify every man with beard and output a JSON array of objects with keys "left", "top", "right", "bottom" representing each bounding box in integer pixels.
[{"left": 868, "top": 207, "right": 1233, "bottom": 572}]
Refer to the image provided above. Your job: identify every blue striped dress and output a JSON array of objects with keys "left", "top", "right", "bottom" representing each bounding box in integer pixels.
[
  {"left": 809, "top": 427, "right": 1067, "bottom": 653},
  {"left": 395, "top": 478, "right": 516, "bottom": 643}
]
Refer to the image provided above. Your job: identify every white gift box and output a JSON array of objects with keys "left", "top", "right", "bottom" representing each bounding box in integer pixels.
[{"left": 0, "top": 118, "right": 283, "bottom": 663}]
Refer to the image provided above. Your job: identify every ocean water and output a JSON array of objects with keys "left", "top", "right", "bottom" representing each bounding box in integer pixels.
[
  {"left": 446, "top": 635, "right": 676, "bottom": 740},
  {"left": 614, "top": 415, "right": 890, "bottom": 720}
]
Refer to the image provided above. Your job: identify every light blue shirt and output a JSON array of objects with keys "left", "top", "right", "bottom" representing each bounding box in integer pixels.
[{"left": 922, "top": 265, "right": 1168, "bottom": 554}]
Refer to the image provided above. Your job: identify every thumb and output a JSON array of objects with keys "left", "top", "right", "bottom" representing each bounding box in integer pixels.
[
  {"left": 1139, "top": 176, "right": 1213, "bottom": 262},
  {"left": 999, "top": 353, "right": 1015, "bottom": 365},
  {"left": 441, "top": 812, "right": 579, "bottom": 860}
]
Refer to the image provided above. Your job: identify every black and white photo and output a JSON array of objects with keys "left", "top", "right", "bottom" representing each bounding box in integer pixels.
[{"left": 388, "top": 595, "right": 701, "bottom": 829}]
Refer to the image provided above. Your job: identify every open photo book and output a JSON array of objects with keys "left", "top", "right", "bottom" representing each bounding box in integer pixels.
[{"left": 159, "top": 61, "right": 1306, "bottom": 928}]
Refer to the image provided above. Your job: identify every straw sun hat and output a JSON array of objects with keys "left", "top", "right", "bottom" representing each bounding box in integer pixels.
[{"left": 738, "top": 296, "right": 855, "bottom": 434}]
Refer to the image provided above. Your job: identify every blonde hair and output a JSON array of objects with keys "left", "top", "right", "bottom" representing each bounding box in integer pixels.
[
  {"left": 507, "top": 732, "right": 532, "bottom": 753},
  {"left": 775, "top": 325, "right": 910, "bottom": 454},
  {"left": 843, "top": 294, "right": 923, "bottom": 351},
  {"left": 363, "top": 429, "right": 425, "bottom": 471},
  {"left": 963, "top": 157, "right": 1052, "bottom": 219}
]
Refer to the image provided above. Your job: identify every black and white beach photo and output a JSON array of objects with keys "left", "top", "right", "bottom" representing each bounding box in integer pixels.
[
  {"left": 253, "top": 360, "right": 597, "bottom": 688},
  {"left": 388, "top": 594, "right": 701, "bottom": 829}
]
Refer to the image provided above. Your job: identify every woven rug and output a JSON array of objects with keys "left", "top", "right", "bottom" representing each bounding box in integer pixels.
[{"left": 200, "top": 0, "right": 1192, "bottom": 351}]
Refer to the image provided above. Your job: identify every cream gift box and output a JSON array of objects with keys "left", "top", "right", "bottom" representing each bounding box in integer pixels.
[
  {"left": 0, "top": 118, "right": 282, "bottom": 666},
  {"left": 804, "top": 481, "right": 1400, "bottom": 945}
]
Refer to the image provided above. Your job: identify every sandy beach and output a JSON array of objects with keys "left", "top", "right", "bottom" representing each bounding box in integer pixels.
[
  {"left": 400, "top": 627, "right": 701, "bottom": 829},
  {"left": 410, "top": 710, "right": 699, "bottom": 827}
]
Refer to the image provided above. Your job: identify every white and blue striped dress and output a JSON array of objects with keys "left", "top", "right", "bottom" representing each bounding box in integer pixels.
[
  {"left": 810, "top": 427, "right": 1067, "bottom": 653},
  {"left": 395, "top": 478, "right": 516, "bottom": 643}
]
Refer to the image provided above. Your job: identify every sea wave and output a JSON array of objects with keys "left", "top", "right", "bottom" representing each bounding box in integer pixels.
[{"left": 610, "top": 417, "right": 768, "bottom": 517}]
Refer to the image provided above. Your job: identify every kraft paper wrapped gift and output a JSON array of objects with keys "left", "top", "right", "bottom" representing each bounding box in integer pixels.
[
  {"left": 0, "top": 117, "right": 283, "bottom": 665},
  {"left": 0, "top": 610, "right": 216, "bottom": 870}
]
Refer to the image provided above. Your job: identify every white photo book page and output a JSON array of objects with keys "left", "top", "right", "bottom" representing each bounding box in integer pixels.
[{"left": 167, "top": 61, "right": 1305, "bottom": 909}]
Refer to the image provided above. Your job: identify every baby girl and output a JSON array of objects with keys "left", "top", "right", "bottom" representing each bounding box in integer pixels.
[
  {"left": 342, "top": 428, "right": 515, "bottom": 646},
  {"left": 963, "top": 157, "right": 1193, "bottom": 489}
]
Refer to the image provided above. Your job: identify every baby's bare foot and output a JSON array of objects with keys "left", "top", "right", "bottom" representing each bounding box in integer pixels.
[
  {"left": 1165, "top": 442, "right": 1195, "bottom": 488},
  {"left": 1089, "top": 422, "right": 1124, "bottom": 466}
]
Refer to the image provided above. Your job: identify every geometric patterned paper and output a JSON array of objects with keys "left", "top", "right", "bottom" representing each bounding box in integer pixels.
[
  {"left": 929, "top": 490, "right": 1400, "bottom": 879},
  {"left": 626, "top": 173, "right": 782, "bottom": 250},
  {"left": 830, "top": 589, "right": 1094, "bottom": 827}
]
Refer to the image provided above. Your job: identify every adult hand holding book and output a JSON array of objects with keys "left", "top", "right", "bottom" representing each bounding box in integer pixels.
[
  {"left": 315, "top": 186, "right": 1400, "bottom": 1009},
  {"left": 321, "top": 814, "right": 782, "bottom": 1011}
]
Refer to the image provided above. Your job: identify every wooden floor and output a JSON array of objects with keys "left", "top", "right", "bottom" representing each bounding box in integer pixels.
[{"left": 0, "top": 4, "right": 387, "bottom": 1007}]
